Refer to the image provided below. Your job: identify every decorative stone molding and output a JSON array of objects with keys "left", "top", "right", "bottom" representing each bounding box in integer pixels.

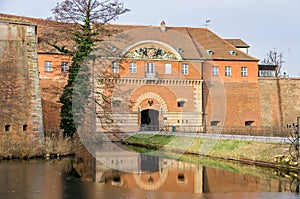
[
  {"left": 122, "top": 40, "right": 183, "bottom": 60},
  {"left": 133, "top": 92, "right": 168, "bottom": 112},
  {"left": 99, "top": 77, "right": 202, "bottom": 86}
]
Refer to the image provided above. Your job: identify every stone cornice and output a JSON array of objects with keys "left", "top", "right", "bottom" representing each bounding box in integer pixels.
[{"left": 97, "top": 77, "right": 203, "bottom": 86}]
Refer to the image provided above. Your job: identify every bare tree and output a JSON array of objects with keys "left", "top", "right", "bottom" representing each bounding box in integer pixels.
[
  {"left": 48, "top": 0, "right": 129, "bottom": 137},
  {"left": 261, "top": 49, "right": 284, "bottom": 76},
  {"left": 262, "top": 49, "right": 286, "bottom": 127}
]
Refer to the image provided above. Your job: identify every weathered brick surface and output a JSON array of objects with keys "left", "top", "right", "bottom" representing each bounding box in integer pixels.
[
  {"left": 203, "top": 58, "right": 262, "bottom": 127},
  {"left": 0, "top": 21, "right": 43, "bottom": 137},
  {"left": 259, "top": 78, "right": 300, "bottom": 126},
  {"left": 40, "top": 78, "right": 67, "bottom": 134},
  {"left": 204, "top": 81, "right": 262, "bottom": 127}
]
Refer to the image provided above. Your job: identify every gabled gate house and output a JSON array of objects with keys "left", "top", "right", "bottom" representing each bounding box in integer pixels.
[
  {"left": 0, "top": 13, "right": 267, "bottom": 134},
  {"left": 94, "top": 21, "right": 262, "bottom": 133}
]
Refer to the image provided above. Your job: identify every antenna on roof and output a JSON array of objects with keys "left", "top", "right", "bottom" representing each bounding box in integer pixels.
[{"left": 204, "top": 19, "right": 211, "bottom": 28}]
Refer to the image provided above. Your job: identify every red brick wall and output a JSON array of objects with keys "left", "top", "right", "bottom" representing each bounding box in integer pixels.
[
  {"left": 203, "top": 60, "right": 259, "bottom": 83},
  {"left": 117, "top": 60, "right": 201, "bottom": 80},
  {"left": 203, "top": 60, "right": 262, "bottom": 127},
  {"left": 129, "top": 85, "right": 190, "bottom": 112},
  {"left": 38, "top": 53, "right": 71, "bottom": 134}
]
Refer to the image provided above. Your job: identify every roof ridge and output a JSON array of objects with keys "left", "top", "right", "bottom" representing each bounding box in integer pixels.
[{"left": 0, "top": 13, "right": 70, "bottom": 26}]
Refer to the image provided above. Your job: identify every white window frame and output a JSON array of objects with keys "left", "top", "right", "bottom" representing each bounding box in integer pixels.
[
  {"left": 241, "top": 66, "right": 248, "bottom": 77},
  {"left": 181, "top": 63, "right": 188, "bottom": 75},
  {"left": 259, "top": 70, "right": 276, "bottom": 77},
  {"left": 164, "top": 63, "right": 172, "bottom": 74},
  {"left": 129, "top": 62, "right": 137, "bottom": 73},
  {"left": 212, "top": 66, "right": 219, "bottom": 76},
  {"left": 112, "top": 61, "right": 119, "bottom": 73},
  {"left": 146, "top": 62, "right": 154, "bottom": 73},
  {"left": 225, "top": 66, "right": 231, "bottom": 76},
  {"left": 44, "top": 61, "right": 52, "bottom": 72},
  {"left": 61, "top": 62, "right": 69, "bottom": 72}
]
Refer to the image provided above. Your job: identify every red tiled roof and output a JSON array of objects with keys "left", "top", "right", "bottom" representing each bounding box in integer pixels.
[
  {"left": 224, "top": 39, "right": 250, "bottom": 48},
  {"left": 0, "top": 13, "right": 258, "bottom": 61}
]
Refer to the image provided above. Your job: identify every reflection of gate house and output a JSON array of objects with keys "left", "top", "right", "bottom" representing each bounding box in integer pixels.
[
  {"left": 97, "top": 155, "right": 204, "bottom": 193},
  {"left": 96, "top": 22, "right": 203, "bottom": 133}
]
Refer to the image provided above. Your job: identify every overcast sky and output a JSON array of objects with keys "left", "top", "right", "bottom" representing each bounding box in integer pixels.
[{"left": 1, "top": 0, "right": 299, "bottom": 76}]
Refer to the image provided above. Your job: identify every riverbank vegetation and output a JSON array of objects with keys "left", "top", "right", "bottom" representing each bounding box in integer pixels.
[
  {"left": 0, "top": 133, "right": 80, "bottom": 160},
  {"left": 123, "top": 134, "right": 290, "bottom": 163}
]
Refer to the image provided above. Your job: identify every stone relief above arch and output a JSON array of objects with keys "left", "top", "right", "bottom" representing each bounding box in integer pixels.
[
  {"left": 133, "top": 92, "right": 168, "bottom": 112},
  {"left": 122, "top": 40, "right": 183, "bottom": 60}
]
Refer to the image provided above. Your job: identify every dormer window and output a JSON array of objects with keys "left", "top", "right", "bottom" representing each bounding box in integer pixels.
[
  {"left": 111, "top": 46, "right": 117, "bottom": 52},
  {"left": 176, "top": 48, "right": 183, "bottom": 53},
  {"left": 206, "top": 50, "right": 214, "bottom": 56},
  {"left": 229, "top": 50, "right": 237, "bottom": 56}
]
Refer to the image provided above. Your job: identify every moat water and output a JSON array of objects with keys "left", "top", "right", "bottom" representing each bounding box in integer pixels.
[{"left": 0, "top": 146, "right": 299, "bottom": 199}]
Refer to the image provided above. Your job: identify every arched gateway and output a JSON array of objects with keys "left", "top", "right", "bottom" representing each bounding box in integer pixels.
[
  {"left": 95, "top": 37, "right": 203, "bottom": 133},
  {"left": 140, "top": 109, "right": 159, "bottom": 131}
]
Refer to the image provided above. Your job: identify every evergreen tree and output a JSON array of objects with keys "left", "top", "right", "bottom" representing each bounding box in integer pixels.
[{"left": 49, "top": 0, "right": 129, "bottom": 137}]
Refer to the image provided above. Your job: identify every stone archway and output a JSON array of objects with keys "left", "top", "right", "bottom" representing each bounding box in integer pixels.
[{"left": 133, "top": 92, "right": 168, "bottom": 112}]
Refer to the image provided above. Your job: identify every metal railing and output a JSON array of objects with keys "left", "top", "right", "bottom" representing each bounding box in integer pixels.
[
  {"left": 140, "top": 124, "right": 160, "bottom": 131},
  {"left": 139, "top": 125, "right": 292, "bottom": 138},
  {"left": 144, "top": 72, "right": 158, "bottom": 79},
  {"left": 208, "top": 126, "right": 291, "bottom": 137}
]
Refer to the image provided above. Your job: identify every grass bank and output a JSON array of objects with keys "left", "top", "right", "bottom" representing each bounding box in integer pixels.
[
  {"left": 127, "top": 144, "right": 287, "bottom": 181},
  {"left": 123, "top": 134, "right": 290, "bottom": 166}
]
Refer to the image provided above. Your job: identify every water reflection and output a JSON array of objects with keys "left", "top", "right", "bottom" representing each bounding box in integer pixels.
[
  {"left": 0, "top": 160, "right": 67, "bottom": 199},
  {"left": 1, "top": 146, "right": 300, "bottom": 198},
  {"left": 73, "top": 145, "right": 300, "bottom": 195}
]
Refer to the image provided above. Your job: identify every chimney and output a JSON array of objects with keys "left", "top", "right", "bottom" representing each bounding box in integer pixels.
[{"left": 160, "top": 21, "right": 166, "bottom": 32}]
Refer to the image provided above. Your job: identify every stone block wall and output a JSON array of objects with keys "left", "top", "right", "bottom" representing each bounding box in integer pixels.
[{"left": 0, "top": 21, "right": 43, "bottom": 138}]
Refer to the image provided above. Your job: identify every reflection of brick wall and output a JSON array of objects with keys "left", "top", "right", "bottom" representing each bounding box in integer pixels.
[
  {"left": 259, "top": 78, "right": 300, "bottom": 126},
  {"left": 204, "top": 167, "right": 285, "bottom": 193},
  {"left": 0, "top": 21, "right": 43, "bottom": 137}
]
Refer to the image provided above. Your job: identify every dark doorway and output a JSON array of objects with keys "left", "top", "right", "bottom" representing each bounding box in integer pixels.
[{"left": 140, "top": 109, "right": 159, "bottom": 131}]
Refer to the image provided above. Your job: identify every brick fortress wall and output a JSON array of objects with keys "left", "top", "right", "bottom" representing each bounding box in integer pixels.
[
  {"left": 0, "top": 21, "right": 43, "bottom": 137},
  {"left": 259, "top": 78, "right": 300, "bottom": 127}
]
